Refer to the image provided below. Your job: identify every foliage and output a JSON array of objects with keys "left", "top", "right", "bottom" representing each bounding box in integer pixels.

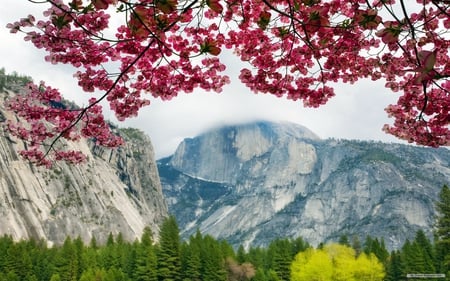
[
  {"left": 0, "top": 227, "right": 448, "bottom": 281},
  {"left": 4, "top": 0, "right": 450, "bottom": 166},
  {"left": 157, "top": 215, "right": 181, "bottom": 280},
  {"left": 290, "top": 243, "right": 385, "bottom": 281},
  {"left": 435, "top": 185, "right": 450, "bottom": 276},
  {"left": 1, "top": 186, "right": 450, "bottom": 281}
]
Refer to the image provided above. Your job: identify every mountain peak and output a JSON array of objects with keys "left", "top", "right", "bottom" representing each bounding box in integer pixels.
[
  {"left": 169, "top": 121, "right": 320, "bottom": 184},
  {"left": 161, "top": 123, "right": 450, "bottom": 250}
]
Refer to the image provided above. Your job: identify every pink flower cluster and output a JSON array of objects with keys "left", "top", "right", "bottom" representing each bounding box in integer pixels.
[
  {"left": 6, "top": 82, "right": 122, "bottom": 166},
  {"left": 5, "top": 0, "right": 450, "bottom": 165}
]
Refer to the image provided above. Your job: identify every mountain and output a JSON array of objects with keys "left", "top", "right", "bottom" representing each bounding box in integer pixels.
[
  {"left": 0, "top": 89, "right": 168, "bottom": 245},
  {"left": 158, "top": 121, "right": 450, "bottom": 250}
]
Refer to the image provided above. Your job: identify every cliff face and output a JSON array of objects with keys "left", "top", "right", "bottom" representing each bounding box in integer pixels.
[
  {"left": 159, "top": 121, "right": 450, "bottom": 250},
  {"left": 0, "top": 91, "right": 168, "bottom": 245}
]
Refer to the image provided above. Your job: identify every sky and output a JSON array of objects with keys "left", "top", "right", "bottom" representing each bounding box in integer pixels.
[{"left": 0, "top": 1, "right": 405, "bottom": 159}]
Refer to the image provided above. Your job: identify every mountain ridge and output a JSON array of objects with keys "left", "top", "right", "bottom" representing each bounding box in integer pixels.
[{"left": 159, "top": 121, "right": 450, "bottom": 250}]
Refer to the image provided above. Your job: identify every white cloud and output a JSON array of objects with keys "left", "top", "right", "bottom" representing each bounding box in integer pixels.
[{"left": 1, "top": 1, "right": 404, "bottom": 159}]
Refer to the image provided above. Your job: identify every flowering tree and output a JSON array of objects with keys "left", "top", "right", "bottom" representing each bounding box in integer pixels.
[{"left": 5, "top": 0, "right": 450, "bottom": 166}]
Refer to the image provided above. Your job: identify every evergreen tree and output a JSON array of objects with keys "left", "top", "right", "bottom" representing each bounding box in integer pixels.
[
  {"left": 291, "top": 237, "right": 309, "bottom": 257},
  {"left": 180, "top": 240, "right": 201, "bottom": 281},
  {"left": 252, "top": 268, "right": 267, "bottom": 281},
  {"left": 4, "top": 241, "right": 33, "bottom": 281},
  {"left": 73, "top": 237, "right": 85, "bottom": 278},
  {"left": 79, "top": 268, "right": 107, "bottom": 281},
  {"left": 157, "top": 216, "right": 181, "bottom": 281},
  {"left": 122, "top": 240, "right": 138, "bottom": 279},
  {"left": 220, "top": 240, "right": 235, "bottom": 260},
  {"left": 267, "top": 239, "right": 292, "bottom": 281},
  {"left": 363, "top": 236, "right": 389, "bottom": 264},
  {"left": 236, "top": 245, "right": 246, "bottom": 264},
  {"left": 414, "top": 230, "right": 435, "bottom": 274},
  {"left": 82, "top": 245, "right": 99, "bottom": 275},
  {"left": 134, "top": 227, "right": 157, "bottom": 281},
  {"left": 54, "top": 237, "right": 80, "bottom": 281},
  {"left": 401, "top": 239, "right": 433, "bottom": 275},
  {"left": 199, "top": 235, "right": 227, "bottom": 281},
  {"left": 49, "top": 273, "right": 62, "bottom": 281},
  {"left": 338, "top": 234, "right": 350, "bottom": 247},
  {"left": 101, "top": 233, "right": 120, "bottom": 269},
  {"left": 385, "top": 251, "right": 404, "bottom": 281},
  {"left": 246, "top": 247, "right": 266, "bottom": 270},
  {"left": 89, "top": 236, "right": 98, "bottom": 250},
  {"left": 0, "top": 236, "right": 14, "bottom": 272},
  {"left": 435, "top": 185, "right": 450, "bottom": 275},
  {"left": 6, "top": 272, "right": 19, "bottom": 281},
  {"left": 106, "top": 267, "right": 128, "bottom": 281},
  {"left": 29, "top": 239, "right": 53, "bottom": 281}
]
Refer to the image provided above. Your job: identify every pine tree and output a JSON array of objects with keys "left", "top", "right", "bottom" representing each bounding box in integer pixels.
[
  {"left": 291, "top": 237, "right": 309, "bottom": 257},
  {"left": 246, "top": 247, "right": 266, "bottom": 270},
  {"left": 29, "top": 239, "right": 53, "bottom": 281},
  {"left": 338, "top": 234, "right": 350, "bottom": 247},
  {"left": 220, "top": 240, "right": 235, "bottom": 260},
  {"left": 134, "top": 227, "right": 158, "bottom": 281},
  {"left": 385, "top": 251, "right": 404, "bottom": 281},
  {"left": 54, "top": 237, "right": 80, "bottom": 281},
  {"left": 0, "top": 236, "right": 14, "bottom": 272},
  {"left": 236, "top": 245, "right": 246, "bottom": 264},
  {"left": 414, "top": 230, "right": 435, "bottom": 273},
  {"left": 267, "top": 239, "right": 292, "bottom": 281},
  {"left": 363, "top": 236, "right": 389, "bottom": 264},
  {"left": 157, "top": 216, "right": 181, "bottom": 281},
  {"left": 4, "top": 241, "right": 32, "bottom": 281},
  {"left": 180, "top": 240, "right": 201, "bottom": 281},
  {"left": 401, "top": 239, "right": 430, "bottom": 275},
  {"left": 199, "top": 235, "right": 227, "bottom": 281},
  {"left": 435, "top": 185, "right": 450, "bottom": 275},
  {"left": 101, "top": 233, "right": 120, "bottom": 269},
  {"left": 122, "top": 240, "right": 138, "bottom": 279}
]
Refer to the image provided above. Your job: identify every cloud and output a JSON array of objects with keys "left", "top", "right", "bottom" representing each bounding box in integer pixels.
[{"left": 1, "top": 1, "right": 404, "bottom": 159}]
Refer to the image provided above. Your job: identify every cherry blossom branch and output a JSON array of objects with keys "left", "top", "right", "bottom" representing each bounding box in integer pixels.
[{"left": 5, "top": 0, "right": 450, "bottom": 165}]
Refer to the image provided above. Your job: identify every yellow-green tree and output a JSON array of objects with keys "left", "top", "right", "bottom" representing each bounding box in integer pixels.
[
  {"left": 290, "top": 248, "right": 333, "bottom": 281},
  {"left": 354, "top": 253, "right": 385, "bottom": 281},
  {"left": 290, "top": 243, "right": 385, "bottom": 281}
]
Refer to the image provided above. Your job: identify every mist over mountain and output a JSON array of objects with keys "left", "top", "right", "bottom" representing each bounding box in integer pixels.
[{"left": 159, "top": 121, "right": 450, "bottom": 250}]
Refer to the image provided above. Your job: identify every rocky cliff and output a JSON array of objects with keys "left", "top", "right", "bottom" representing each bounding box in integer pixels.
[
  {"left": 159, "top": 121, "right": 450, "bottom": 250},
  {"left": 0, "top": 90, "right": 168, "bottom": 245}
]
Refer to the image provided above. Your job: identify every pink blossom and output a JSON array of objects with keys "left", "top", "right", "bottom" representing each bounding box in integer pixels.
[{"left": 4, "top": 0, "right": 450, "bottom": 165}]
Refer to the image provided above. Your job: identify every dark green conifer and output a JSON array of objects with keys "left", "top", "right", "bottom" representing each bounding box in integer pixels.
[
  {"left": 435, "top": 185, "right": 450, "bottom": 274},
  {"left": 54, "top": 237, "right": 80, "bottom": 281},
  {"left": 199, "top": 235, "right": 226, "bottom": 281},
  {"left": 236, "top": 245, "right": 246, "bottom": 264},
  {"left": 157, "top": 216, "right": 181, "bottom": 281},
  {"left": 134, "top": 227, "right": 157, "bottom": 281},
  {"left": 385, "top": 251, "right": 404, "bottom": 281},
  {"left": 267, "top": 239, "right": 291, "bottom": 281},
  {"left": 180, "top": 241, "right": 201, "bottom": 281}
]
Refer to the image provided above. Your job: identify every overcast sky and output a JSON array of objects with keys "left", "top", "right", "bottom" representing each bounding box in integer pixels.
[{"left": 0, "top": 1, "right": 405, "bottom": 159}]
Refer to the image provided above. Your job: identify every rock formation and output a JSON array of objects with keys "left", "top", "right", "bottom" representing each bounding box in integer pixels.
[
  {"left": 0, "top": 90, "right": 168, "bottom": 245},
  {"left": 159, "top": 121, "right": 450, "bottom": 250}
]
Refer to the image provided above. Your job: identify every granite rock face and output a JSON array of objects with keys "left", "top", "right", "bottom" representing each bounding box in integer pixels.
[
  {"left": 159, "top": 121, "right": 450, "bottom": 250},
  {"left": 0, "top": 91, "right": 168, "bottom": 245}
]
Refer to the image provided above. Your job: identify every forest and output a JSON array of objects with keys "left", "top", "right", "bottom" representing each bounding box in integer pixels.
[
  {"left": 0, "top": 68, "right": 449, "bottom": 280},
  {"left": 0, "top": 185, "right": 449, "bottom": 281}
]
